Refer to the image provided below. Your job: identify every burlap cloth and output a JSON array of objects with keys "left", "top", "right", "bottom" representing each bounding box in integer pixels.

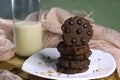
[{"left": 0, "top": 7, "right": 120, "bottom": 80}]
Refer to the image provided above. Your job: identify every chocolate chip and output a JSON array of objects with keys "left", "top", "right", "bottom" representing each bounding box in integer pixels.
[
  {"left": 69, "top": 20, "right": 74, "bottom": 26},
  {"left": 64, "top": 28, "right": 70, "bottom": 33},
  {"left": 71, "top": 38, "right": 77, "bottom": 44},
  {"left": 81, "top": 38, "right": 85, "bottom": 42},
  {"left": 81, "top": 38, "right": 86, "bottom": 44},
  {"left": 87, "top": 31, "right": 91, "bottom": 36},
  {"left": 76, "top": 29, "right": 81, "bottom": 34},
  {"left": 77, "top": 19, "right": 82, "bottom": 25},
  {"left": 83, "top": 23, "right": 88, "bottom": 28}
]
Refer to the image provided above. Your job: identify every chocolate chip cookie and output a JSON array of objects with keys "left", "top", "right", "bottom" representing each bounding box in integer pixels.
[
  {"left": 57, "top": 57, "right": 90, "bottom": 69},
  {"left": 57, "top": 41, "right": 90, "bottom": 56},
  {"left": 61, "top": 16, "right": 93, "bottom": 46},
  {"left": 57, "top": 65, "right": 89, "bottom": 74}
]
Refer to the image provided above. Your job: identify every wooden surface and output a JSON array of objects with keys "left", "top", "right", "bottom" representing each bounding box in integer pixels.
[{"left": 0, "top": 56, "right": 120, "bottom": 80}]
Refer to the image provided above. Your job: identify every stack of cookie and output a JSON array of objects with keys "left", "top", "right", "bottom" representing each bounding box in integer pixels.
[{"left": 57, "top": 16, "right": 93, "bottom": 74}]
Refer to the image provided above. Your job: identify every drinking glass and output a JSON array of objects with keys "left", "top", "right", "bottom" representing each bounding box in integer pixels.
[{"left": 11, "top": 0, "right": 42, "bottom": 57}]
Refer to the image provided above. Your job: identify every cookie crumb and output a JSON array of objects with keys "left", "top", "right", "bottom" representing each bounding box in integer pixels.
[
  {"left": 38, "top": 62, "right": 42, "bottom": 64},
  {"left": 47, "top": 56, "right": 51, "bottom": 60},
  {"left": 67, "top": 74, "right": 69, "bottom": 77},
  {"left": 40, "top": 72, "right": 46, "bottom": 75},
  {"left": 93, "top": 68, "right": 103, "bottom": 74},
  {"left": 98, "top": 58, "right": 101, "bottom": 60},
  {"left": 57, "top": 72, "right": 61, "bottom": 76},
  {"left": 47, "top": 70, "right": 53, "bottom": 76}
]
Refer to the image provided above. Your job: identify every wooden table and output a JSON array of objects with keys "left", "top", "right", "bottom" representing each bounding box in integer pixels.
[{"left": 0, "top": 56, "right": 119, "bottom": 80}]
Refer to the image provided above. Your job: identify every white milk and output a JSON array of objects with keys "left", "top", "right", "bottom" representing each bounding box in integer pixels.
[{"left": 14, "top": 21, "right": 42, "bottom": 57}]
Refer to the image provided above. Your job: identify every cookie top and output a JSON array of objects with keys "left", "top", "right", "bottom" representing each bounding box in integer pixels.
[{"left": 61, "top": 16, "right": 93, "bottom": 46}]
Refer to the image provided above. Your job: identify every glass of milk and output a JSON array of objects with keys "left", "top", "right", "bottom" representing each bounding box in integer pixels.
[{"left": 11, "top": 0, "right": 42, "bottom": 57}]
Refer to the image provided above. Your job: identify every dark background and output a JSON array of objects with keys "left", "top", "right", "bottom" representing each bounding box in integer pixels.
[{"left": 0, "top": 0, "right": 120, "bottom": 31}]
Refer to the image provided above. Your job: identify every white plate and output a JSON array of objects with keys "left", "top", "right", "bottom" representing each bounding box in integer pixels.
[{"left": 22, "top": 48, "right": 116, "bottom": 80}]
